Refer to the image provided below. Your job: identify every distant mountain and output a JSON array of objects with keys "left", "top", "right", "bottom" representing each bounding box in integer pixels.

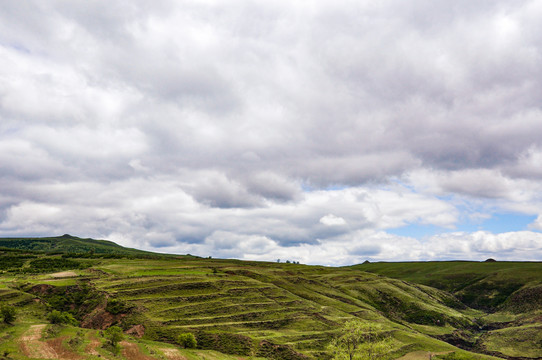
[{"left": 0, "top": 234, "right": 158, "bottom": 256}]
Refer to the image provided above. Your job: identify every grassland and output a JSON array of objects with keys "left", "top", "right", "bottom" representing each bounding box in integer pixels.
[{"left": 1, "top": 238, "right": 540, "bottom": 359}]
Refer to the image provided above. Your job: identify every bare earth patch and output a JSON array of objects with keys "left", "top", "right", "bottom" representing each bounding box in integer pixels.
[
  {"left": 50, "top": 271, "right": 78, "bottom": 278},
  {"left": 46, "top": 337, "right": 83, "bottom": 360},
  {"left": 19, "top": 324, "right": 58, "bottom": 359},
  {"left": 121, "top": 341, "right": 155, "bottom": 360},
  {"left": 85, "top": 334, "right": 101, "bottom": 356},
  {"left": 126, "top": 324, "right": 145, "bottom": 338},
  {"left": 19, "top": 324, "right": 83, "bottom": 360},
  {"left": 161, "top": 347, "right": 188, "bottom": 360},
  {"left": 81, "top": 297, "right": 125, "bottom": 329}
]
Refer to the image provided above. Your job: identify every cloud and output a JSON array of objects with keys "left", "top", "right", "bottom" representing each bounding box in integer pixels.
[
  {"left": 529, "top": 215, "right": 542, "bottom": 231},
  {"left": 2, "top": 1, "right": 542, "bottom": 264},
  {"left": 423, "top": 231, "right": 542, "bottom": 261},
  {"left": 320, "top": 214, "right": 347, "bottom": 226}
]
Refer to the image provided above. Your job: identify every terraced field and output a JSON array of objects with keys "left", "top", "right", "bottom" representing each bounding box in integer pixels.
[
  {"left": 2, "top": 240, "right": 537, "bottom": 359},
  {"left": 69, "top": 258, "right": 489, "bottom": 358}
]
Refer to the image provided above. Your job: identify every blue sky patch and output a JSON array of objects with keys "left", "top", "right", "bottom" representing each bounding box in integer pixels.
[{"left": 389, "top": 213, "right": 538, "bottom": 239}]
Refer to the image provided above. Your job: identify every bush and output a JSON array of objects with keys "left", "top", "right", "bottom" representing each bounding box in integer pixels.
[
  {"left": 1, "top": 306, "right": 16, "bottom": 324},
  {"left": 177, "top": 333, "right": 197, "bottom": 348},
  {"left": 106, "top": 298, "right": 128, "bottom": 315},
  {"left": 48, "top": 310, "right": 78, "bottom": 326}
]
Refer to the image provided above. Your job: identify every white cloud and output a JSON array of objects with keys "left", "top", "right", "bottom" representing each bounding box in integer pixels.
[
  {"left": 2, "top": 1, "right": 542, "bottom": 264},
  {"left": 529, "top": 215, "right": 542, "bottom": 231},
  {"left": 320, "top": 214, "right": 347, "bottom": 226}
]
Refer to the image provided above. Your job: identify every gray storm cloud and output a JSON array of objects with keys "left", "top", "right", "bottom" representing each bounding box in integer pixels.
[{"left": 1, "top": 1, "right": 542, "bottom": 264}]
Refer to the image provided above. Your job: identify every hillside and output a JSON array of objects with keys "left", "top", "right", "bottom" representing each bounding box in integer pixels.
[
  {"left": 356, "top": 261, "right": 542, "bottom": 358},
  {"left": 1, "top": 238, "right": 540, "bottom": 359},
  {"left": 0, "top": 235, "right": 161, "bottom": 256}
]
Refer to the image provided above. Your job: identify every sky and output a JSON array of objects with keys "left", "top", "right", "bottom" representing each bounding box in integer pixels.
[{"left": 2, "top": 1, "right": 542, "bottom": 265}]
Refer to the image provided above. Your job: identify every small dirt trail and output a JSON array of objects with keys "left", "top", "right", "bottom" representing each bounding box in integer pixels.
[
  {"left": 121, "top": 341, "right": 156, "bottom": 360},
  {"left": 49, "top": 271, "right": 78, "bottom": 278},
  {"left": 85, "top": 334, "right": 117, "bottom": 360},
  {"left": 19, "top": 324, "right": 83, "bottom": 360},
  {"left": 85, "top": 335, "right": 102, "bottom": 356},
  {"left": 161, "top": 347, "right": 188, "bottom": 360},
  {"left": 19, "top": 324, "right": 59, "bottom": 359},
  {"left": 46, "top": 337, "right": 83, "bottom": 360}
]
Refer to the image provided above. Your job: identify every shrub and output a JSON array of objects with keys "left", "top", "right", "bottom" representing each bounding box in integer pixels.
[
  {"left": 48, "top": 310, "right": 78, "bottom": 326},
  {"left": 1, "top": 306, "right": 16, "bottom": 324},
  {"left": 177, "top": 333, "right": 197, "bottom": 348},
  {"left": 106, "top": 298, "right": 128, "bottom": 315}
]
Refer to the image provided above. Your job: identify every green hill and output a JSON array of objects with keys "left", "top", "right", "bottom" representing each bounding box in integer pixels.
[
  {"left": 354, "top": 261, "right": 542, "bottom": 312},
  {"left": 2, "top": 239, "right": 542, "bottom": 359},
  {"left": 0, "top": 234, "right": 160, "bottom": 256}
]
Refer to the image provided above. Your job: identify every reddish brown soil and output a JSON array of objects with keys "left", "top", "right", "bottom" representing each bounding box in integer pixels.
[
  {"left": 46, "top": 337, "right": 83, "bottom": 360},
  {"left": 80, "top": 299, "right": 125, "bottom": 329},
  {"left": 85, "top": 334, "right": 102, "bottom": 356},
  {"left": 126, "top": 324, "right": 145, "bottom": 338},
  {"left": 19, "top": 325, "right": 81, "bottom": 360},
  {"left": 121, "top": 341, "right": 155, "bottom": 360}
]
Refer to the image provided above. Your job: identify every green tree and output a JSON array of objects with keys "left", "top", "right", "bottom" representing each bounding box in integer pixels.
[
  {"left": 48, "top": 310, "right": 78, "bottom": 326},
  {"left": 104, "top": 326, "right": 124, "bottom": 347},
  {"left": 177, "top": 332, "right": 197, "bottom": 348},
  {"left": 1, "top": 306, "right": 16, "bottom": 324},
  {"left": 328, "top": 320, "right": 393, "bottom": 360}
]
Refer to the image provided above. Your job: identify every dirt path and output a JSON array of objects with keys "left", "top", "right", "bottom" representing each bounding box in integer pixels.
[
  {"left": 161, "top": 347, "right": 188, "bottom": 360},
  {"left": 50, "top": 271, "right": 78, "bottom": 278},
  {"left": 19, "top": 324, "right": 59, "bottom": 359},
  {"left": 19, "top": 324, "right": 83, "bottom": 360},
  {"left": 121, "top": 341, "right": 156, "bottom": 360},
  {"left": 85, "top": 334, "right": 102, "bottom": 356},
  {"left": 46, "top": 337, "right": 83, "bottom": 360}
]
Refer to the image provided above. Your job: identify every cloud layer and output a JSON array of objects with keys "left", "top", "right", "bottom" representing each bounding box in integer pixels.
[{"left": 2, "top": 1, "right": 542, "bottom": 264}]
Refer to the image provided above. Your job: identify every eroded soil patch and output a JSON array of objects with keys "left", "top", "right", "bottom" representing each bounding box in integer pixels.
[
  {"left": 19, "top": 324, "right": 83, "bottom": 360},
  {"left": 121, "top": 341, "right": 155, "bottom": 360},
  {"left": 50, "top": 271, "right": 78, "bottom": 278},
  {"left": 161, "top": 347, "right": 188, "bottom": 360}
]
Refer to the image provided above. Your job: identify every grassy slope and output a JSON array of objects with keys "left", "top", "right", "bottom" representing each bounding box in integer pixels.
[
  {"left": 0, "top": 235, "right": 158, "bottom": 255},
  {"left": 0, "top": 252, "right": 500, "bottom": 360},
  {"left": 355, "top": 261, "right": 542, "bottom": 358}
]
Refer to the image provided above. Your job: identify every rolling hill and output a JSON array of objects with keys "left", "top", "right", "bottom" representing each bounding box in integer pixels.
[
  {"left": 1, "top": 237, "right": 541, "bottom": 359},
  {"left": 0, "top": 234, "right": 160, "bottom": 256}
]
